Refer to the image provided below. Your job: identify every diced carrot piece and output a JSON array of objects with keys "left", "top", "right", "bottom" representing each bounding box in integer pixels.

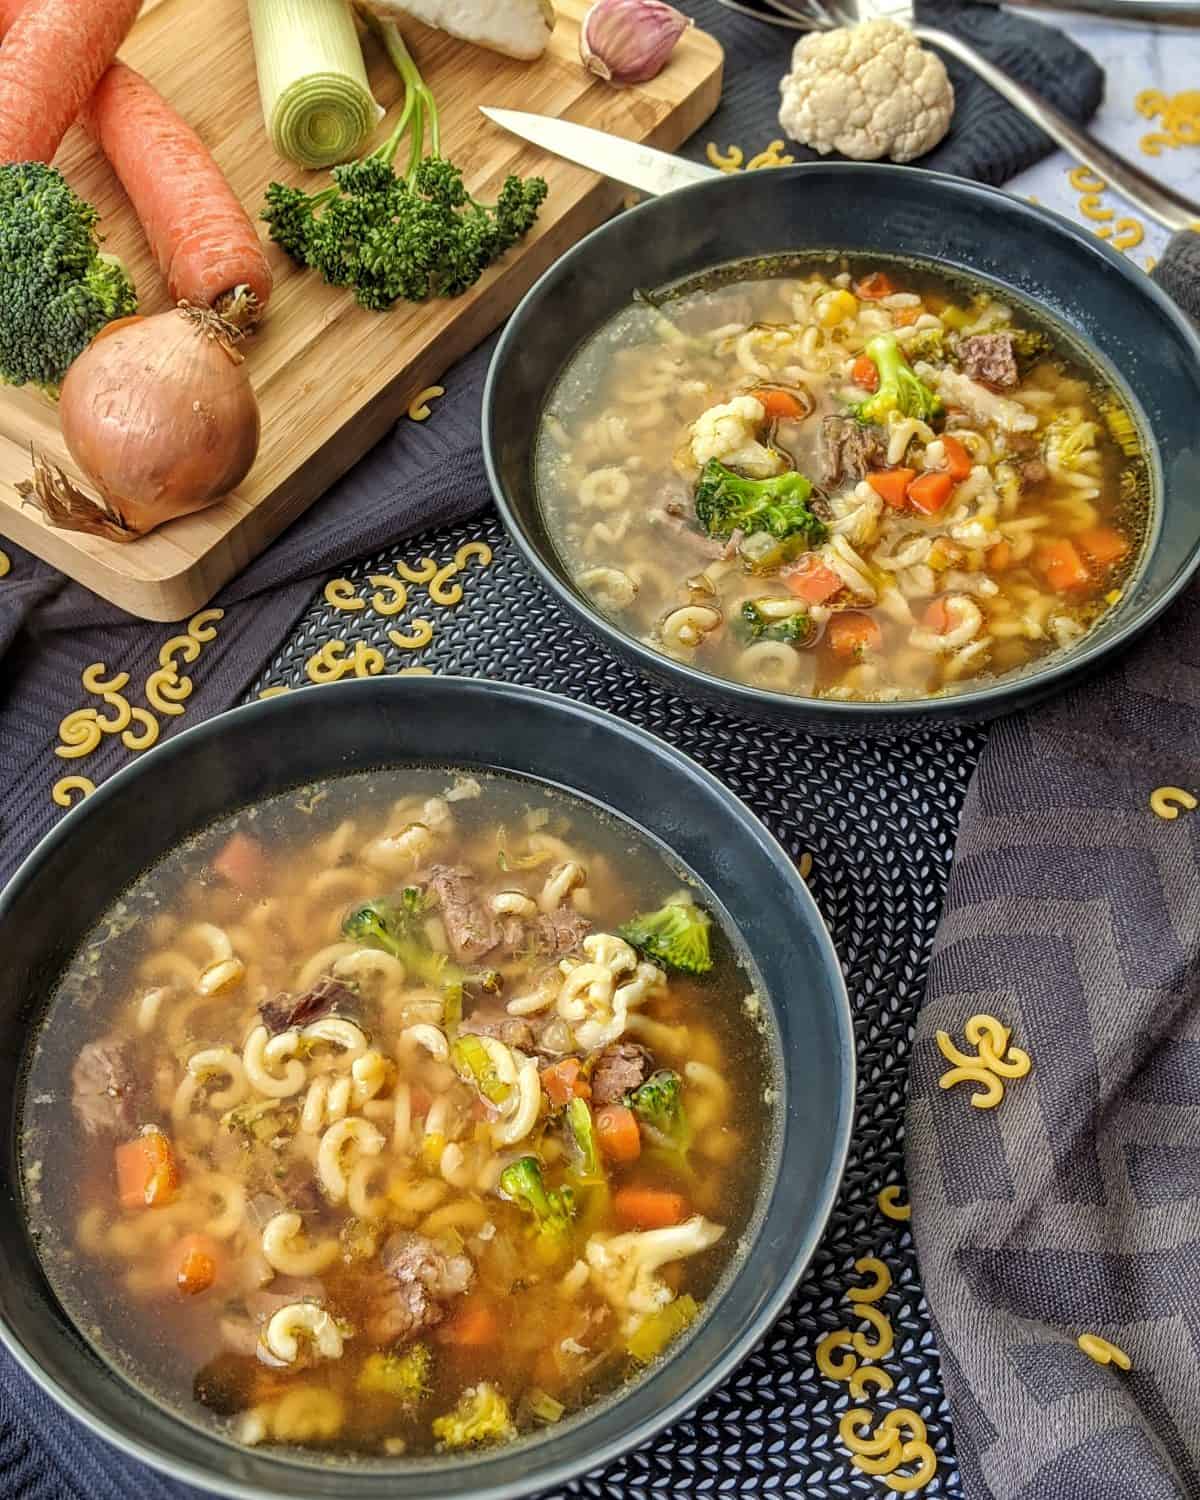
[
  {"left": 1037, "top": 538, "right": 1090, "bottom": 592},
  {"left": 782, "top": 556, "right": 843, "bottom": 604},
  {"left": 435, "top": 1298, "right": 499, "bottom": 1346},
  {"left": 893, "top": 305, "right": 921, "bottom": 327},
  {"left": 755, "top": 388, "right": 806, "bottom": 421},
  {"left": 987, "top": 540, "right": 1012, "bottom": 572},
  {"left": 212, "top": 832, "right": 269, "bottom": 893},
  {"left": 923, "top": 598, "right": 953, "bottom": 634},
  {"left": 613, "top": 1187, "right": 689, "bottom": 1231},
  {"left": 172, "top": 1233, "right": 220, "bottom": 1297},
  {"left": 855, "top": 271, "right": 897, "bottom": 301},
  {"left": 866, "top": 468, "right": 916, "bottom": 509},
  {"left": 540, "top": 1058, "right": 590, "bottom": 1108},
  {"left": 116, "top": 1129, "right": 178, "bottom": 1210},
  {"left": 907, "top": 470, "right": 955, "bottom": 514},
  {"left": 1077, "top": 526, "right": 1129, "bottom": 566},
  {"left": 595, "top": 1104, "right": 642, "bottom": 1164},
  {"left": 826, "top": 612, "right": 883, "bottom": 658},
  {"left": 851, "top": 355, "right": 879, "bottom": 392},
  {"left": 940, "top": 436, "right": 973, "bottom": 483}
]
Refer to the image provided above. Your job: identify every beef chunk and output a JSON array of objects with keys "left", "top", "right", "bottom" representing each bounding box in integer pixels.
[
  {"left": 821, "top": 415, "right": 886, "bottom": 489},
  {"left": 460, "top": 1008, "right": 535, "bottom": 1053},
  {"left": 533, "top": 907, "right": 591, "bottom": 957},
  {"left": 1018, "top": 458, "right": 1048, "bottom": 490},
  {"left": 426, "top": 865, "right": 498, "bottom": 962},
  {"left": 259, "top": 977, "right": 355, "bottom": 1036},
  {"left": 363, "top": 1232, "right": 474, "bottom": 1345},
  {"left": 72, "top": 1037, "right": 139, "bottom": 1137},
  {"left": 958, "top": 333, "right": 1018, "bottom": 389},
  {"left": 590, "top": 1042, "right": 653, "bottom": 1106}
]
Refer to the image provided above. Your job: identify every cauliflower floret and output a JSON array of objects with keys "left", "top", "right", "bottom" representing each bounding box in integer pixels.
[
  {"left": 926, "top": 364, "right": 1038, "bottom": 435},
  {"left": 829, "top": 480, "right": 884, "bottom": 548},
  {"left": 586, "top": 1216, "right": 725, "bottom": 1333},
  {"left": 778, "top": 20, "right": 954, "bottom": 163},
  {"left": 689, "top": 396, "right": 783, "bottom": 478}
]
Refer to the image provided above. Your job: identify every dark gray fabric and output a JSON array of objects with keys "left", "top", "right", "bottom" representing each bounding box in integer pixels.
[
  {"left": 1156, "top": 230, "right": 1200, "bottom": 324},
  {"left": 907, "top": 579, "right": 1200, "bottom": 1499}
]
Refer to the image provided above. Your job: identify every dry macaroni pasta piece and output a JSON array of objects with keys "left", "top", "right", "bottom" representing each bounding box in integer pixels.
[
  {"left": 454, "top": 541, "right": 493, "bottom": 571},
  {"left": 1150, "top": 786, "right": 1197, "bottom": 820},
  {"left": 146, "top": 668, "right": 191, "bottom": 715},
  {"left": 187, "top": 609, "right": 224, "bottom": 642},
  {"left": 81, "top": 663, "right": 129, "bottom": 695},
  {"left": 815, "top": 1328, "right": 858, "bottom": 1380},
  {"left": 847, "top": 1255, "right": 892, "bottom": 1304},
  {"left": 747, "top": 140, "right": 795, "bottom": 169},
  {"left": 368, "top": 576, "right": 408, "bottom": 615},
  {"left": 388, "top": 620, "right": 434, "bottom": 650},
  {"left": 351, "top": 642, "right": 386, "bottom": 677},
  {"left": 427, "top": 563, "right": 464, "bottom": 607},
  {"left": 324, "top": 579, "right": 365, "bottom": 612},
  {"left": 849, "top": 1364, "right": 894, "bottom": 1399},
  {"left": 1068, "top": 165, "right": 1106, "bottom": 193},
  {"left": 407, "top": 384, "right": 445, "bottom": 421},
  {"left": 158, "top": 634, "right": 201, "bottom": 669},
  {"left": 705, "top": 141, "right": 743, "bottom": 171},
  {"left": 56, "top": 709, "right": 102, "bottom": 759},
  {"left": 938, "top": 1063, "right": 1004, "bottom": 1109},
  {"left": 306, "top": 641, "right": 352, "bottom": 683},
  {"left": 851, "top": 1301, "right": 894, "bottom": 1360},
  {"left": 122, "top": 708, "right": 160, "bottom": 752},
  {"left": 0, "top": 549, "right": 9, "bottom": 578},
  {"left": 878, "top": 1441, "right": 939, "bottom": 1493},
  {"left": 798, "top": 852, "right": 813, "bottom": 880},
  {"left": 258, "top": 686, "right": 290, "bottom": 700},
  {"left": 93, "top": 691, "right": 133, "bottom": 734},
  {"left": 393, "top": 557, "right": 439, "bottom": 584},
  {"left": 397, "top": 665, "right": 433, "bottom": 676},
  {"left": 1078, "top": 1333, "right": 1131, "bottom": 1369},
  {"left": 52, "top": 774, "right": 95, "bottom": 807},
  {"left": 840, "top": 1408, "right": 899, "bottom": 1457},
  {"left": 877, "top": 1185, "right": 911, "bottom": 1221}
]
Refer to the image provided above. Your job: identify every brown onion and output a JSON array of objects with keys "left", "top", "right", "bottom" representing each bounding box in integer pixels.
[{"left": 27, "top": 304, "right": 260, "bottom": 542}]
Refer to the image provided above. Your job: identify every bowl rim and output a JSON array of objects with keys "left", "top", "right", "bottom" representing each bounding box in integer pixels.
[
  {"left": 0, "top": 676, "right": 856, "bottom": 1500},
  {"left": 482, "top": 160, "right": 1200, "bottom": 722}
]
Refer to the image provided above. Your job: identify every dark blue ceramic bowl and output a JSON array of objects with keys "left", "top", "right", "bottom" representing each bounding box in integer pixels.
[
  {"left": 484, "top": 163, "right": 1200, "bottom": 732},
  {"left": 0, "top": 678, "right": 853, "bottom": 1499}
]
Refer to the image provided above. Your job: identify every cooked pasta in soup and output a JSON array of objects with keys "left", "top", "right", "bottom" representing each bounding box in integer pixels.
[
  {"left": 20, "top": 771, "right": 773, "bottom": 1459},
  {"left": 536, "top": 258, "right": 1150, "bottom": 701}
]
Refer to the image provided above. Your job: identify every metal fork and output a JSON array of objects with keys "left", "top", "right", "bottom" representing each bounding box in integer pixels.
[{"left": 720, "top": 0, "right": 1200, "bottom": 231}]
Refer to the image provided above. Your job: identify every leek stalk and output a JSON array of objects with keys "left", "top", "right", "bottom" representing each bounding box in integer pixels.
[{"left": 249, "top": 0, "right": 383, "bottom": 170}]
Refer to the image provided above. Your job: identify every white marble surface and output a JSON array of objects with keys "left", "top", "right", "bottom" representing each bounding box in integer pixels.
[{"left": 1003, "top": 7, "right": 1200, "bottom": 266}]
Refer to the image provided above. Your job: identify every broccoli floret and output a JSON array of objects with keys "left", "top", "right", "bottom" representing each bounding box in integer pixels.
[
  {"left": 0, "top": 163, "right": 138, "bottom": 397},
  {"left": 431, "top": 1382, "right": 515, "bottom": 1449},
  {"left": 566, "top": 1096, "right": 605, "bottom": 1183},
  {"left": 261, "top": 17, "right": 545, "bottom": 310},
  {"left": 694, "top": 460, "right": 827, "bottom": 544},
  {"left": 851, "top": 333, "right": 943, "bottom": 426},
  {"left": 628, "top": 1070, "right": 692, "bottom": 1160},
  {"left": 342, "top": 896, "right": 454, "bottom": 986},
  {"left": 904, "top": 327, "right": 947, "bottom": 364},
  {"left": 1006, "top": 326, "right": 1054, "bottom": 364},
  {"left": 500, "top": 1156, "right": 575, "bottom": 1260},
  {"left": 620, "top": 898, "right": 713, "bottom": 976},
  {"left": 1043, "top": 414, "right": 1100, "bottom": 473},
  {"left": 357, "top": 1344, "right": 432, "bottom": 1403},
  {"left": 736, "top": 600, "right": 812, "bottom": 645},
  {"left": 1095, "top": 393, "right": 1141, "bottom": 457}
]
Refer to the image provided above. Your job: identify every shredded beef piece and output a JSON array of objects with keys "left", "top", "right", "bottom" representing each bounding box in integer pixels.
[
  {"left": 425, "top": 864, "right": 498, "bottom": 961},
  {"left": 821, "top": 415, "right": 886, "bottom": 489},
  {"left": 460, "top": 1008, "right": 536, "bottom": 1053},
  {"left": 590, "top": 1042, "right": 653, "bottom": 1106},
  {"left": 259, "top": 977, "right": 355, "bottom": 1036},
  {"left": 1019, "top": 458, "right": 1049, "bottom": 490},
  {"left": 362, "top": 1231, "right": 474, "bottom": 1345},
  {"left": 958, "top": 333, "right": 1018, "bottom": 389},
  {"left": 72, "top": 1037, "right": 139, "bottom": 1137},
  {"left": 533, "top": 907, "right": 592, "bottom": 957}
]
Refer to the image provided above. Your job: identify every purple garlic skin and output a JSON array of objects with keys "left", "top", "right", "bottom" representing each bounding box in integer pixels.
[{"left": 579, "top": 0, "right": 692, "bottom": 85}]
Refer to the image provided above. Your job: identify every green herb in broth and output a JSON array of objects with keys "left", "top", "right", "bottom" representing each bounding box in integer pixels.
[
  {"left": 19, "top": 770, "right": 774, "bottom": 1459},
  {"left": 536, "top": 254, "right": 1149, "bottom": 702}
]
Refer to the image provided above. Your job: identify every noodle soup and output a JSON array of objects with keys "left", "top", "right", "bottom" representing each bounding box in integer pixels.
[
  {"left": 535, "top": 258, "right": 1150, "bottom": 702},
  {"left": 20, "top": 770, "right": 773, "bottom": 1459}
]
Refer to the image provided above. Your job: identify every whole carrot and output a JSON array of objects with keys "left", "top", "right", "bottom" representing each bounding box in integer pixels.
[
  {"left": 0, "top": 0, "right": 141, "bottom": 165},
  {"left": 81, "top": 63, "right": 273, "bottom": 319}
]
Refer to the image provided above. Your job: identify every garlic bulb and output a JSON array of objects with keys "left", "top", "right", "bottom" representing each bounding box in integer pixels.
[{"left": 579, "top": 0, "right": 691, "bottom": 85}]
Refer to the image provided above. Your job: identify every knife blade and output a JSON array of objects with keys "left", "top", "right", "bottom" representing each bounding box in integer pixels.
[{"left": 479, "top": 107, "right": 719, "bottom": 197}]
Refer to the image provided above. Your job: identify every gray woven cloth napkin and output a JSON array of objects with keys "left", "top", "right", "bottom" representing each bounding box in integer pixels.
[{"left": 907, "top": 573, "right": 1200, "bottom": 1498}]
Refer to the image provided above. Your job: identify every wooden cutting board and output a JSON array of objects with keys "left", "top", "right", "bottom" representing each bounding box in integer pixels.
[{"left": 0, "top": 0, "right": 722, "bottom": 620}]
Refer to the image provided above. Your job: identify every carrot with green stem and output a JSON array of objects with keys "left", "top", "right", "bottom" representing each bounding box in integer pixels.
[{"left": 0, "top": 0, "right": 140, "bottom": 165}]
